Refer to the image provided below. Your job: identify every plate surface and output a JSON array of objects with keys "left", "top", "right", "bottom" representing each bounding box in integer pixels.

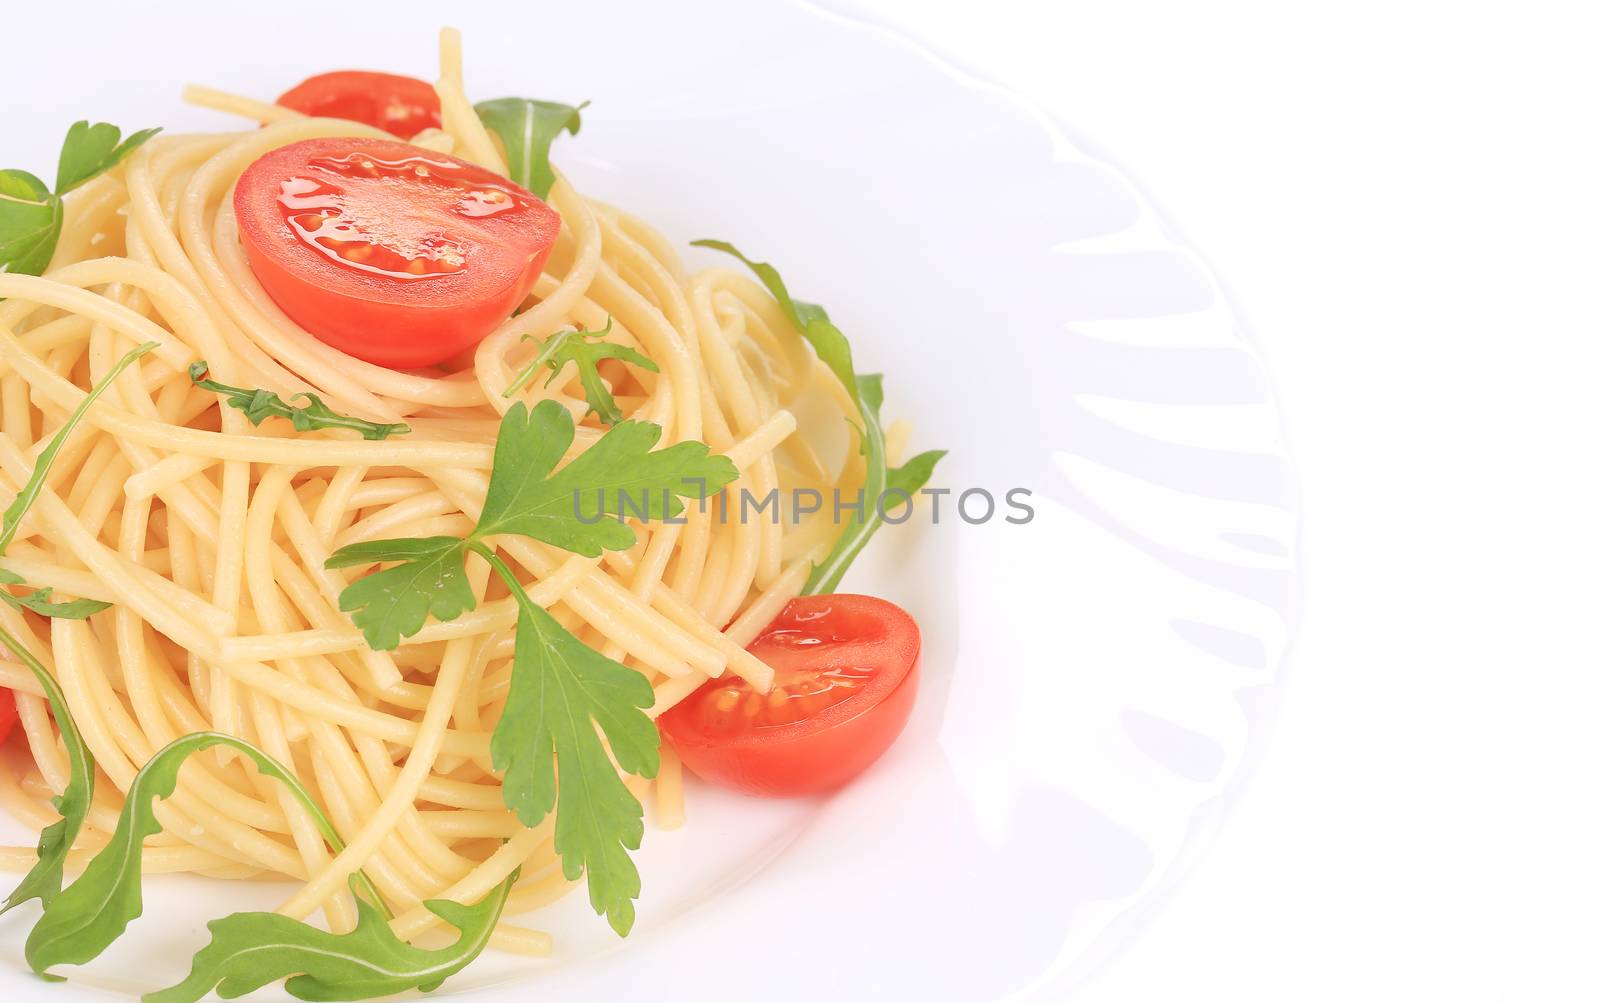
[{"left": 0, "top": 1, "right": 1299, "bottom": 998}]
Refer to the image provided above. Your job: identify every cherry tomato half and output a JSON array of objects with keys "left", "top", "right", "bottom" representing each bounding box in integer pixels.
[
  {"left": 234, "top": 138, "right": 560, "bottom": 368},
  {"left": 277, "top": 71, "right": 442, "bottom": 140},
  {"left": 659, "top": 595, "right": 920, "bottom": 797},
  {"left": 0, "top": 689, "right": 17, "bottom": 745}
]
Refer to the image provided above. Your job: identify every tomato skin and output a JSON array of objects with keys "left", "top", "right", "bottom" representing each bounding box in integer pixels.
[
  {"left": 234, "top": 138, "right": 560, "bottom": 368},
  {"left": 660, "top": 595, "right": 921, "bottom": 797},
  {"left": 0, "top": 689, "right": 17, "bottom": 745},
  {"left": 277, "top": 71, "right": 441, "bottom": 139}
]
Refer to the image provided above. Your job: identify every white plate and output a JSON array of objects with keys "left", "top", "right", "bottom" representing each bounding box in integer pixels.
[{"left": 0, "top": 1, "right": 1299, "bottom": 999}]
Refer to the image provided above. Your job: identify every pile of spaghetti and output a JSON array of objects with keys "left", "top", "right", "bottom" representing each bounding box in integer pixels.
[{"left": 0, "top": 27, "right": 936, "bottom": 1000}]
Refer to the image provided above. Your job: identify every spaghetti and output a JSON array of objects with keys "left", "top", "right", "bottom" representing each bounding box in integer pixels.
[{"left": 0, "top": 27, "right": 887, "bottom": 962}]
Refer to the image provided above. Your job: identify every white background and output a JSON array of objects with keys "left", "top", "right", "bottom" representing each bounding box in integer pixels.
[{"left": 852, "top": 1, "right": 1600, "bottom": 999}]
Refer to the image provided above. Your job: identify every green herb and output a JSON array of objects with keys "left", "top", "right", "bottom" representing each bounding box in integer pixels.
[
  {"left": 0, "top": 344, "right": 156, "bottom": 915},
  {"left": 505, "top": 318, "right": 660, "bottom": 426},
  {"left": 188, "top": 363, "right": 410, "bottom": 441},
  {"left": 327, "top": 399, "right": 735, "bottom": 932},
  {"left": 327, "top": 399, "right": 736, "bottom": 648},
  {"left": 0, "top": 340, "right": 154, "bottom": 629},
  {"left": 147, "top": 872, "right": 513, "bottom": 1003},
  {"left": 0, "top": 568, "right": 109, "bottom": 620},
  {"left": 474, "top": 397, "right": 729, "bottom": 551},
  {"left": 884, "top": 447, "right": 948, "bottom": 500},
  {"left": 0, "top": 171, "right": 63, "bottom": 277},
  {"left": 473, "top": 98, "right": 587, "bottom": 199},
  {"left": 325, "top": 536, "right": 475, "bottom": 652},
  {"left": 54, "top": 121, "right": 162, "bottom": 195},
  {"left": 692, "top": 240, "right": 946, "bottom": 593},
  {"left": 27, "top": 731, "right": 389, "bottom": 977},
  {"left": 1, "top": 341, "right": 157, "bottom": 554},
  {"left": 477, "top": 547, "right": 657, "bottom": 935},
  {"left": 0, "top": 628, "right": 93, "bottom": 916},
  {"left": 0, "top": 122, "right": 159, "bottom": 277}
]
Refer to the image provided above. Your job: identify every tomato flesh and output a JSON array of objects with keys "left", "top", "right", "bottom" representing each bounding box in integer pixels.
[
  {"left": 0, "top": 689, "right": 17, "bottom": 745},
  {"left": 277, "top": 71, "right": 441, "bottom": 139},
  {"left": 235, "top": 138, "right": 559, "bottom": 368},
  {"left": 660, "top": 595, "right": 921, "bottom": 797}
]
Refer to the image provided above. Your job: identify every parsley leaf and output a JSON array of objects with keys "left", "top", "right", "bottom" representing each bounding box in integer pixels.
[
  {"left": 325, "top": 537, "right": 473, "bottom": 651},
  {"left": 505, "top": 318, "right": 660, "bottom": 426},
  {"left": 189, "top": 363, "right": 410, "bottom": 440},
  {"left": 0, "top": 628, "right": 93, "bottom": 916},
  {"left": 476, "top": 547, "right": 658, "bottom": 935},
  {"left": 475, "top": 399, "right": 733, "bottom": 555},
  {"left": 27, "top": 732, "right": 388, "bottom": 977},
  {"left": 0, "top": 170, "right": 62, "bottom": 277},
  {"left": 55, "top": 121, "right": 161, "bottom": 195},
  {"left": 327, "top": 400, "right": 733, "bottom": 932},
  {"left": 0, "top": 121, "right": 159, "bottom": 277},
  {"left": 329, "top": 400, "right": 736, "bottom": 648},
  {"left": 474, "top": 98, "right": 587, "bottom": 200},
  {"left": 692, "top": 240, "right": 946, "bottom": 594},
  {"left": 148, "top": 873, "right": 510, "bottom": 1003}
]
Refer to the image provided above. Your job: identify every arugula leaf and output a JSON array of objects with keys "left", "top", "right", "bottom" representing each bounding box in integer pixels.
[
  {"left": 328, "top": 400, "right": 736, "bottom": 648},
  {"left": 189, "top": 363, "right": 410, "bottom": 441},
  {"left": 692, "top": 240, "right": 946, "bottom": 593},
  {"left": 0, "top": 345, "right": 159, "bottom": 913},
  {"left": 325, "top": 537, "right": 472, "bottom": 651},
  {"left": 0, "top": 568, "right": 109, "bottom": 620},
  {"left": 147, "top": 872, "right": 512, "bottom": 1003},
  {"left": 27, "top": 731, "right": 388, "bottom": 976},
  {"left": 1, "top": 121, "right": 159, "bottom": 277},
  {"left": 475, "top": 546, "right": 658, "bottom": 935},
  {"left": 0, "top": 627, "right": 94, "bottom": 915},
  {"left": 885, "top": 449, "right": 948, "bottom": 499},
  {"left": 473, "top": 98, "right": 587, "bottom": 199},
  {"left": 0, "top": 170, "right": 62, "bottom": 277},
  {"left": 0, "top": 341, "right": 158, "bottom": 554},
  {"left": 55, "top": 121, "right": 161, "bottom": 195},
  {"left": 505, "top": 318, "right": 660, "bottom": 426}
]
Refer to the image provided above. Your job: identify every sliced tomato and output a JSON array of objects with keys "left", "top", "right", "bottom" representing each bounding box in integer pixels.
[
  {"left": 659, "top": 595, "right": 920, "bottom": 797},
  {"left": 277, "top": 71, "right": 441, "bottom": 139},
  {"left": 234, "top": 138, "right": 560, "bottom": 368},
  {"left": 0, "top": 689, "right": 17, "bottom": 744}
]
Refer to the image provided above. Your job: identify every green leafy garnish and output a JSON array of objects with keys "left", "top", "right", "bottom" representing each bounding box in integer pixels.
[
  {"left": 328, "top": 399, "right": 736, "bottom": 647},
  {"left": 692, "top": 240, "right": 946, "bottom": 593},
  {"left": 477, "top": 548, "right": 658, "bottom": 935},
  {"left": 504, "top": 319, "right": 659, "bottom": 426},
  {"left": 0, "top": 171, "right": 63, "bottom": 277},
  {"left": 188, "top": 363, "right": 410, "bottom": 440},
  {"left": 27, "top": 732, "right": 389, "bottom": 976},
  {"left": 148, "top": 872, "right": 512, "bottom": 1003},
  {"left": 1, "top": 341, "right": 157, "bottom": 554},
  {"left": 0, "top": 568, "right": 109, "bottom": 620},
  {"left": 0, "top": 344, "right": 158, "bottom": 915},
  {"left": 0, "top": 340, "right": 154, "bottom": 630},
  {"left": 327, "top": 400, "right": 734, "bottom": 932},
  {"left": 884, "top": 447, "right": 948, "bottom": 500},
  {"left": 473, "top": 98, "right": 587, "bottom": 199},
  {"left": 54, "top": 121, "right": 162, "bottom": 195},
  {"left": 0, "top": 628, "right": 93, "bottom": 916},
  {"left": 0, "top": 121, "right": 159, "bottom": 277},
  {"left": 324, "top": 537, "right": 474, "bottom": 652},
  {"left": 474, "top": 398, "right": 729, "bottom": 553}
]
